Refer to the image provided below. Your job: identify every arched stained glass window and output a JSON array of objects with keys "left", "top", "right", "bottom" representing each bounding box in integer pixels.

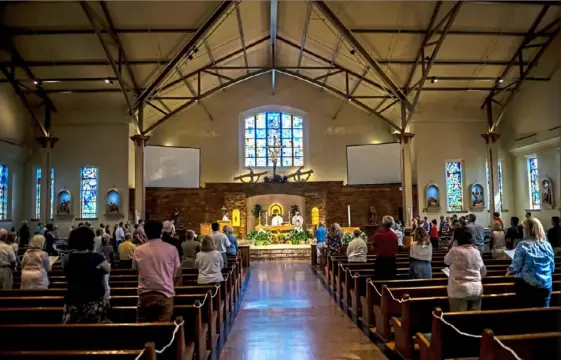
[
  {"left": 446, "top": 161, "right": 463, "bottom": 212},
  {"left": 80, "top": 167, "right": 98, "bottom": 218},
  {"left": 0, "top": 165, "right": 8, "bottom": 220},
  {"left": 244, "top": 112, "right": 304, "bottom": 168},
  {"left": 50, "top": 168, "right": 55, "bottom": 219},
  {"left": 497, "top": 161, "right": 504, "bottom": 209},
  {"left": 527, "top": 156, "right": 540, "bottom": 210},
  {"left": 35, "top": 168, "right": 41, "bottom": 219}
]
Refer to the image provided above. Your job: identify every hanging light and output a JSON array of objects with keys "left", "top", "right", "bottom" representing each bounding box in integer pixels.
[{"left": 431, "top": 77, "right": 438, "bottom": 84}]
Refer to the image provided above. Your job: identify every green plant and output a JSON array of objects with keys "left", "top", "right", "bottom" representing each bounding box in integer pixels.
[
  {"left": 284, "top": 229, "right": 313, "bottom": 245},
  {"left": 246, "top": 229, "right": 273, "bottom": 245},
  {"left": 342, "top": 231, "right": 368, "bottom": 246}
]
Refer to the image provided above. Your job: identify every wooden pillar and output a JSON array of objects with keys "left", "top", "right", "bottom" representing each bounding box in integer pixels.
[
  {"left": 396, "top": 132, "right": 415, "bottom": 227},
  {"left": 35, "top": 136, "right": 58, "bottom": 223},
  {"left": 481, "top": 132, "right": 501, "bottom": 220},
  {"left": 130, "top": 135, "right": 149, "bottom": 222}
]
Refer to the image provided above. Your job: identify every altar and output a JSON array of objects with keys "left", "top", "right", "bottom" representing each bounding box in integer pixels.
[{"left": 254, "top": 224, "right": 296, "bottom": 232}]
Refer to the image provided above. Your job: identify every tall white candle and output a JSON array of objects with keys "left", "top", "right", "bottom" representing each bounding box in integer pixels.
[{"left": 347, "top": 205, "right": 351, "bottom": 227}]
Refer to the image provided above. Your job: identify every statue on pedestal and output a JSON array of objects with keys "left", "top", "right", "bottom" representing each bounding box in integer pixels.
[{"left": 368, "top": 206, "right": 378, "bottom": 225}]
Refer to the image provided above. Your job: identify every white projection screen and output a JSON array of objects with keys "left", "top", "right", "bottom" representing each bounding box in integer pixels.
[
  {"left": 346, "top": 143, "right": 402, "bottom": 185},
  {"left": 145, "top": 146, "right": 201, "bottom": 188}
]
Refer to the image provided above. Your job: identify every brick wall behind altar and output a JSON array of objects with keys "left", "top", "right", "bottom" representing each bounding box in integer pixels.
[{"left": 131, "top": 182, "right": 417, "bottom": 237}]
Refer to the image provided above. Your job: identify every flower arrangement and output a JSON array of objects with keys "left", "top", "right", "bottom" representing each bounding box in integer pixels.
[
  {"left": 281, "top": 229, "right": 313, "bottom": 245},
  {"left": 246, "top": 228, "right": 273, "bottom": 245},
  {"left": 342, "top": 231, "right": 368, "bottom": 246}
]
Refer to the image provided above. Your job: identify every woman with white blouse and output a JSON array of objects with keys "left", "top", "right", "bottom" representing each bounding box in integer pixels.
[
  {"left": 20, "top": 235, "right": 51, "bottom": 289},
  {"left": 444, "top": 225, "right": 487, "bottom": 311},
  {"left": 409, "top": 227, "right": 433, "bottom": 279},
  {"left": 196, "top": 236, "right": 224, "bottom": 284}
]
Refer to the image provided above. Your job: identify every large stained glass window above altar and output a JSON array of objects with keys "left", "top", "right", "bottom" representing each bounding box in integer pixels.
[{"left": 244, "top": 112, "right": 303, "bottom": 168}]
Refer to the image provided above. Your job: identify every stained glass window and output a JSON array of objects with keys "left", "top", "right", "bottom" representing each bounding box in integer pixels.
[
  {"left": 527, "top": 156, "right": 540, "bottom": 210},
  {"left": 446, "top": 161, "right": 463, "bottom": 212},
  {"left": 35, "top": 168, "right": 41, "bottom": 219},
  {"left": 80, "top": 167, "right": 98, "bottom": 218},
  {"left": 0, "top": 165, "right": 8, "bottom": 220},
  {"left": 50, "top": 168, "right": 55, "bottom": 219},
  {"left": 485, "top": 161, "right": 490, "bottom": 210},
  {"left": 244, "top": 112, "right": 303, "bottom": 167},
  {"left": 498, "top": 161, "right": 504, "bottom": 209}
]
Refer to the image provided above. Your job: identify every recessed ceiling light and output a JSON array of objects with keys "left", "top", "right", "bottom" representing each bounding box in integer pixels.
[
  {"left": 33, "top": 80, "right": 39, "bottom": 85},
  {"left": 431, "top": 77, "right": 438, "bottom": 83},
  {"left": 497, "top": 78, "right": 504, "bottom": 83}
]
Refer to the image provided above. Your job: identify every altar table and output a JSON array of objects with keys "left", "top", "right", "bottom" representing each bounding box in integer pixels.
[{"left": 254, "top": 224, "right": 296, "bottom": 232}]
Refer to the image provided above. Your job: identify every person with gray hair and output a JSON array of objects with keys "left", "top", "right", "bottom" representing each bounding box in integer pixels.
[
  {"left": 20, "top": 234, "right": 51, "bottom": 289},
  {"left": 392, "top": 221, "right": 404, "bottom": 250},
  {"left": 371, "top": 215, "right": 398, "bottom": 280},
  {"left": 181, "top": 230, "right": 200, "bottom": 269},
  {"left": 0, "top": 228, "right": 16, "bottom": 289},
  {"left": 347, "top": 230, "right": 367, "bottom": 262}
]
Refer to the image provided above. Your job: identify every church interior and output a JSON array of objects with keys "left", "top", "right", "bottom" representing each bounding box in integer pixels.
[{"left": 0, "top": 1, "right": 560, "bottom": 359}]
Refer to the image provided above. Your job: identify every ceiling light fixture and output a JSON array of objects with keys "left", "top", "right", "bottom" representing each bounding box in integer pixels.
[
  {"left": 497, "top": 78, "right": 504, "bottom": 83},
  {"left": 431, "top": 77, "right": 438, "bottom": 83},
  {"left": 104, "top": 79, "right": 113, "bottom": 84},
  {"left": 43, "top": 80, "right": 60, "bottom": 84},
  {"left": 33, "top": 80, "right": 39, "bottom": 85}
]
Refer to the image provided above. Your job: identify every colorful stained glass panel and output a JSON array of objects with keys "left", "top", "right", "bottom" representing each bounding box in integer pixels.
[
  {"left": 80, "top": 166, "right": 98, "bottom": 219},
  {"left": 50, "top": 168, "right": 55, "bottom": 219},
  {"left": 446, "top": 161, "right": 463, "bottom": 212},
  {"left": 244, "top": 112, "right": 304, "bottom": 168},
  {"left": 0, "top": 165, "right": 8, "bottom": 220},
  {"left": 527, "top": 157, "right": 540, "bottom": 210},
  {"left": 498, "top": 161, "right": 504, "bottom": 209},
  {"left": 36, "top": 168, "right": 41, "bottom": 219}
]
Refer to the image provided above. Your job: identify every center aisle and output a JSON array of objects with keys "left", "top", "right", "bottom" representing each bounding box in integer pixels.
[{"left": 220, "top": 261, "right": 388, "bottom": 360}]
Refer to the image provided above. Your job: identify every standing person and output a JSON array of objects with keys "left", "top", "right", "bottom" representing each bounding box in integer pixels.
[
  {"left": 210, "top": 222, "right": 230, "bottom": 268},
  {"left": 104, "top": 224, "right": 111, "bottom": 236},
  {"left": 315, "top": 222, "right": 328, "bottom": 267},
  {"left": 20, "top": 235, "right": 51, "bottom": 289},
  {"left": 115, "top": 222, "right": 125, "bottom": 248},
  {"left": 19, "top": 221, "right": 31, "bottom": 248},
  {"left": 291, "top": 211, "right": 304, "bottom": 230},
  {"left": 409, "top": 227, "right": 433, "bottom": 279},
  {"left": 100, "top": 234, "right": 115, "bottom": 266},
  {"left": 224, "top": 226, "right": 238, "bottom": 256},
  {"left": 196, "top": 236, "right": 224, "bottom": 284},
  {"left": 423, "top": 217, "right": 430, "bottom": 232},
  {"left": 0, "top": 228, "right": 16, "bottom": 289},
  {"left": 372, "top": 216, "right": 398, "bottom": 280},
  {"left": 133, "top": 220, "right": 181, "bottom": 323},
  {"left": 507, "top": 217, "right": 555, "bottom": 308},
  {"left": 118, "top": 232, "right": 136, "bottom": 269},
  {"left": 392, "top": 222, "right": 404, "bottom": 250},
  {"left": 466, "top": 214, "right": 485, "bottom": 252},
  {"left": 493, "top": 212, "right": 504, "bottom": 230},
  {"left": 505, "top": 216, "right": 524, "bottom": 250},
  {"left": 137, "top": 219, "right": 148, "bottom": 243},
  {"left": 444, "top": 225, "right": 487, "bottom": 311},
  {"left": 44, "top": 223, "right": 57, "bottom": 255},
  {"left": 439, "top": 216, "right": 446, "bottom": 232},
  {"left": 347, "top": 230, "right": 367, "bottom": 262},
  {"left": 36, "top": 222, "right": 44, "bottom": 235},
  {"left": 181, "top": 230, "right": 200, "bottom": 269},
  {"left": 93, "top": 228, "right": 103, "bottom": 253},
  {"left": 162, "top": 221, "right": 183, "bottom": 259},
  {"left": 62, "top": 226, "right": 111, "bottom": 323},
  {"left": 172, "top": 208, "right": 181, "bottom": 230},
  {"left": 429, "top": 219, "right": 439, "bottom": 249},
  {"left": 547, "top": 216, "right": 560, "bottom": 254},
  {"left": 490, "top": 221, "right": 507, "bottom": 259},
  {"left": 326, "top": 223, "right": 342, "bottom": 256}
]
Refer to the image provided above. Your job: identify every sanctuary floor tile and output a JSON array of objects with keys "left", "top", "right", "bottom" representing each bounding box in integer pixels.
[{"left": 220, "top": 261, "right": 387, "bottom": 360}]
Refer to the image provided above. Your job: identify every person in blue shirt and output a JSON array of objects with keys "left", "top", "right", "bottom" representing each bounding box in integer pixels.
[
  {"left": 224, "top": 226, "right": 238, "bottom": 256},
  {"left": 439, "top": 216, "right": 446, "bottom": 232},
  {"left": 315, "top": 222, "right": 328, "bottom": 267},
  {"left": 507, "top": 217, "right": 555, "bottom": 308},
  {"left": 315, "top": 222, "right": 327, "bottom": 244},
  {"left": 466, "top": 214, "right": 485, "bottom": 251}
]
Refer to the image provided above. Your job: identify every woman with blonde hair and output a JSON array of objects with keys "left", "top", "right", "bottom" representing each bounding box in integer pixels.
[
  {"left": 196, "top": 236, "right": 224, "bottom": 284},
  {"left": 490, "top": 221, "right": 507, "bottom": 259},
  {"left": 507, "top": 217, "right": 555, "bottom": 308},
  {"left": 20, "top": 234, "right": 51, "bottom": 289},
  {"left": 409, "top": 227, "right": 433, "bottom": 279}
]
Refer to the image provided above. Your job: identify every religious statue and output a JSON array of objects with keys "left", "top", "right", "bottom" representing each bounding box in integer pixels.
[
  {"left": 291, "top": 211, "right": 304, "bottom": 230},
  {"left": 368, "top": 206, "right": 377, "bottom": 225},
  {"left": 221, "top": 206, "right": 229, "bottom": 221},
  {"left": 427, "top": 197, "right": 439, "bottom": 208},
  {"left": 59, "top": 200, "right": 71, "bottom": 215},
  {"left": 425, "top": 184, "right": 440, "bottom": 211},
  {"left": 542, "top": 178, "right": 554, "bottom": 209},
  {"left": 271, "top": 212, "right": 283, "bottom": 226},
  {"left": 471, "top": 184, "right": 485, "bottom": 209}
]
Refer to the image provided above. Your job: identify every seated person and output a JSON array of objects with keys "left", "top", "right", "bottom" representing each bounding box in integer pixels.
[
  {"left": 196, "top": 236, "right": 224, "bottom": 284},
  {"left": 271, "top": 212, "right": 283, "bottom": 226},
  {"left": 346, "top": 230, "right": 367, "bottom": 262}
]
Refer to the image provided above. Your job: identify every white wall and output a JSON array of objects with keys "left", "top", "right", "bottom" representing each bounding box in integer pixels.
[
  {"left": 413, "top": 121, "right": 491, "bottom": 226},
  {"left": 146, "top": 73, "right": 395, "bottom": 184}
]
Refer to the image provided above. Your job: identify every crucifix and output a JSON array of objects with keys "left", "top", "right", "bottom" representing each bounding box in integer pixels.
[
  {"left": 268, "top": 135, "right": 281, "bottom": 176},
  {"left": 221, "top": 206, "right": 227, "bottom": 217}
]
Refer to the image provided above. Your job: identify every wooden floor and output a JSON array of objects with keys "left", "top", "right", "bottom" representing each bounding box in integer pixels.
[{"left": 219, "top": 261, "right": 387, "bottom": 360}]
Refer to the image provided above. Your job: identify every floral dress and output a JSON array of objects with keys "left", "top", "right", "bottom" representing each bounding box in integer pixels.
[{"left": 327, "top": 233, "right": 342, "bottom": 255}]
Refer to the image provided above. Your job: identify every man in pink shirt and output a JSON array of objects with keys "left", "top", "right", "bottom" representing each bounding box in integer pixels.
[{"left": 133, "top": 220, "right": 181, "bottom": 322}]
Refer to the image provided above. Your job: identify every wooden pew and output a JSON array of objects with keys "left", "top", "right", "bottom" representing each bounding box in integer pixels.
[
  {"left": 479, "top": 329, "right": 561, "bottom": 360},
  {"left": 0, "top": 342, "right": 157, "bottom": 359},
  {"left": 0, "top": 317, "right": 188, "bottom": 360},
  {"left": 392, "top": 291, "right": 561, "bottom": 360},
  {"left": 375, "top": 281, "right": 561, "bottom": 341},
  {"left": 416, "top": 306, "right": 561, "bottom": 360}
]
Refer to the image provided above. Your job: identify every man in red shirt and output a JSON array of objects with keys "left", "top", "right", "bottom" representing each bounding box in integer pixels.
[{"left": 371, "top": 216, "right": 398, "bottom": 280}]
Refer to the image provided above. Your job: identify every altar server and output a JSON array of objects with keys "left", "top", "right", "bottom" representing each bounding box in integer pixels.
[{"left": 292, "top": 211, "right": 304, "bottom": 229}]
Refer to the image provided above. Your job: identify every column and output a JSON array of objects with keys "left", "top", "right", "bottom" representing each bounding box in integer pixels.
[
  {"left": 130, "top": 135, "right": 149, "bottom": 222},
  {"left": 481, "top": 132, "right": 501, "bottom": 219},
  {"left": 36, "top": 136, "right": 58, "bottom": 224},
  {"left": 396, "top": 132, "right": 415, "bottom": 227}
]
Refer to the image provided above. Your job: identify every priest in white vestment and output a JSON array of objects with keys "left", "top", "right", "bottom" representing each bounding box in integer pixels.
[
  {"left": 271, "top": 213, "right": 284, "bottom": 226},
  {"left": 291, "top": 211, "right": 304, "bottom": 230}
]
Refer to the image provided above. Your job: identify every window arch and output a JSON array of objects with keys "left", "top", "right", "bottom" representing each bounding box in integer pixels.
[
  {"left": 0, "top": 165, "right": 8, "bottom": 220},
  {"left": 244, "top": 112, "right": 304, "bottom": 168},
  {"left": 35, "top": 168, "right": 41, "bottom": 219},
  {"left": 527, "top": 156, "right": 540, "bottom": 210},
  {"left": 446, "top": 161, "right": 463, "bottom": 212},
  {"left": 80, "top": 167, "right": 98, "bottom": 218}
]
